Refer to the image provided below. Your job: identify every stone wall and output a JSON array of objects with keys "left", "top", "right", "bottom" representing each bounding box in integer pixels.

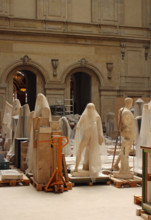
[{"left": 0, "top": 0, "right": 150, "bottom": 124}]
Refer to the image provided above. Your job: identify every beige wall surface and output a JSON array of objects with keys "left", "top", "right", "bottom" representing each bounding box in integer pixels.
[
  {"left": 13, "top": 0, "right": 36, "bottom": 19},
  {"left": 124, "top": 0, "right": 142, "bottom": 27},
  {"left": 0, "top": 0, "right": 149, "bottom": 27},
  {"left": 0, "top": 0, "right": 150, "bottom": 124},
  {"left": 70, "top": 0, "right": 91, "bottom": 23}
]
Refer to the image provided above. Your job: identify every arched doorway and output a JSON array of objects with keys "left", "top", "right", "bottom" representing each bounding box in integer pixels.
[
  {"left": 71, "top": 72, "right": 91, "bottom": 114},
  {"left": 13, "top": 70, "right": 37, "bottom": 111},
  {"left": 5, "top": 64, "right": 45, "bottom": 109},
  {"left": 63, "top": 61, "right": 103, "bottom": 115}
]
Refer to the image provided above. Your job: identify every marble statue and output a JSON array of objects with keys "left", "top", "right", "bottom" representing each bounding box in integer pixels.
[
  {"left": 113, "top": 97, "right": 134, "bottom": 179},
  {"left": 72, "top": 103, "right": 105, "bottom": 181}
]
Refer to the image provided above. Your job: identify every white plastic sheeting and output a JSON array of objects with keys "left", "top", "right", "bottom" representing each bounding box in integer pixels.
[{"left": 73, "top": 103, "right": 107, "bottom": 181}]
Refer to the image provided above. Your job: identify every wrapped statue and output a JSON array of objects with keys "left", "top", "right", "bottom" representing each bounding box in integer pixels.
[
  {"left": 26, "top": 93, "right": 52, "bottom": 174},
  {"left": 12, "top": 99, "right": 21, "bottom": 117},
  {"left": 33, "top": 93, "right": 52, "bottom": 121},
  {"left": 59, "top": 114, "right": 80, "bottom": 156},
  {"left": 72, "top": 103, "right": 106, "bottom": 181},
  {"left": 113, "top": 97, "right": 134, "bottom": 179},
  {"left": 134, "top": 99, "right": 145, "bottom": 174},
  {"left": 1, "top": 101, "right": 13, "bottom": 140},
  {"left": 134, "top": 98, "right": 144, "bottom": 145},
  {"left": 7, "top": 99, "right": 21, "bottom": 157}
]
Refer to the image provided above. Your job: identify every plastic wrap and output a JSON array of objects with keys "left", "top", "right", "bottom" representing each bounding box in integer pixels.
[
  {"left": 7, "top": 99, "right": 21, "bottom": 157},
  {"left": 12, "top": 99, "right": 21, "bottom": 116},
  {"left": 59, "top": 116, "right": 71, "bottom": 156},
  {"left": 26, "top": 111, "right": 34, "bottom": 174},
  {"left": 1, "top": 101, "right": 13, "bottom": 139},
  {"left": 33, "top": 93, "right": 52, "bottom": 121},
  {"left": 73, "top": 103, "right": 106, "bottom": 181},
  {"left": 135, "top": 103, "right": 150, "bottom": 173}
]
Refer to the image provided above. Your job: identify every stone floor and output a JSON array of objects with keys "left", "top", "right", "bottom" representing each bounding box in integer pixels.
[{"left": 0, "top": 183, "right": 142, "bottom": 220}]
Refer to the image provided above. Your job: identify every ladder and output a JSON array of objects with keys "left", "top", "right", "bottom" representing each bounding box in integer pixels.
[{"left": 64, "top": 99, "right": 74, "bottom": 115}]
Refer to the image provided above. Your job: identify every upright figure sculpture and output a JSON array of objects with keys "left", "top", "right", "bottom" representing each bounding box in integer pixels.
[
  {"left": 72, "top": 103, "right": 104, "bottom": 180},
  {"left": 113, "top": 97, "right": 134, "bottom": 179}
]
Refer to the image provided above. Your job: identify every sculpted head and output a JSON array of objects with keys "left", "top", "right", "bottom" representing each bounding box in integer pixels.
[
  {"left": 124, "top": 97, "right": 133, "bottom": 110},
  {"left": 86, "top": 103, "right": 95, "bottom": 115}
]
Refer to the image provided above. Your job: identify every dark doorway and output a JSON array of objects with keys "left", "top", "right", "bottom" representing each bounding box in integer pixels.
[
  {"left": 13, "top": 70, "right": 36, "bottom": 111},
  {"left": 71, "top": 72, "right": 91, "bottom": 115}
]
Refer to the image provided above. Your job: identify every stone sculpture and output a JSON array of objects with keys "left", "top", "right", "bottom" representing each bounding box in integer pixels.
[
  {"left": 113, "top": 97, "right": 134, "bottom": 179},
  {"left": 72, "top": 103, "right": 104, "bottom": 180}
]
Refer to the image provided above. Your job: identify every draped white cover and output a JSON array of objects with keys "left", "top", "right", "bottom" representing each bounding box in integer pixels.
[{"left": 74, "top": 103, "right": 106, "bottom": 180}]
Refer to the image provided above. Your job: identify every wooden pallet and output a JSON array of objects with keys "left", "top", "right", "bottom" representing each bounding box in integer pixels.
[
  {"left": 68, "top": 173, "right": 110, "bottom": 186},
  {"left": 141, "top": 210, "right": 151, "bottom": 220},
  {"left": 110, "top": 175, "right": 142, "bottom": 188},
  {"left": 0, "top": 174, "right": 30, "bottom": 186},
  {"left": 30, "top": 177, "right": 72, "bottom": 191},
  {"left": 30, "top": 177, "right": 46, "bottom": 191},
  {"left": 134, "top": 195, "right": 142, "bottom": 206}
]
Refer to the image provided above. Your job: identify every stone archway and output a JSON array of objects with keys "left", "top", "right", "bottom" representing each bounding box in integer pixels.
[
  {"left": 62, "top": 59, "right": 103, "bottom": 114},
  {"left": 0, "top": 57, "right": 47, "bottom": 111}
]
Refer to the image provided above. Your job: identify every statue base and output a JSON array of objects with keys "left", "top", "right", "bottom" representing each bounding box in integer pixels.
[
  {"left": 113, "top": 171, "right": 134, "bottom": 179},
  {"left": 71, "top": 170, "right": 90, "bottom": 177}
]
